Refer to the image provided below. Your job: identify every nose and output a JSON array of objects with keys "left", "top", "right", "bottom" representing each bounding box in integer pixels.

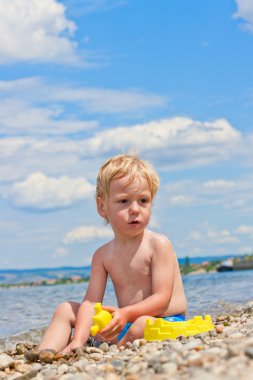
[{"left": 129, "top": 201, "right": 139, "bottom": 214}]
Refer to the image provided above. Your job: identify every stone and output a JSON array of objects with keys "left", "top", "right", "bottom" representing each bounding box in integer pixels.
[
  {"left": 161, "top": 362, "right": 177, "bottom": 376},
  {"left": 245, "top": 347, "right": 253, "bottom": 359},
  {"left": 99, "top": 342, "right": 109, "bottom": 353},
  {"left": 57, "top": 364, "right": 69, "bottom": 375},
  {"left": 132, "top": 340, "right": 140, "bottom": 348},
  {"left": 110, "top": 359, "right": 125, "bottom": 371},
  {"left": 85, "top": 346, "right": 103, "bottom": 354},
  {"left": 30, "top": 362, "right": 42, "bottom": 371},
  {"left": 13, "top": 362, "right": 31, "bottom": 374},
  {"left": 109, "top": 345, "right": 118, "bottom": 352},
  {"left": 139, "top": 339, "right": 147, "bottom": 347},
  {"left": 216, "top": 315, "right": 228, "bottom": 322},
  {"left": 228, "top": 332, "right": 244, "bottom": 339},
  {"left": 0, "top": 354, "right": 14, "bottom": 370},
  {"left": 73, "top": 358, "right": 89, "bottom": 371},
  {"left": 24, "top": 342, "right": 34, "bottom": 350},
  {"left": 14, "top": 370, "right": 39, "bottom": 380},
  {"left": 38, "top": 349, "right": 56, "bottom": 364},
  {"left": 183, "top": 338, "right": 202, "bottom": 350},
  {"left": 88, "top": 353, "right": 104, "bottom": 361},
  {"left": 215, "top": 324, "right": 224, "bottom": 334},
  {"left": 16, "top": 344, "right": 28, "bottom": 355},
  {"left": 24, "top": 349, "right": 40, "bottom": 362},
  {"left": 40, "top": 368, "right": 58, "bottom": 379}
]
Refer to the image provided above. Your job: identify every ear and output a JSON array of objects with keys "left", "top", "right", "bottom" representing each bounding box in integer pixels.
[{"left": 96, "top": 197, "right": 107, "bottom": 218}]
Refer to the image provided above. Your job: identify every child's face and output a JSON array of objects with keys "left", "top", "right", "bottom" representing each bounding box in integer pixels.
[{"left": 98, "top": 175, "right": 152, "bottom": 237}]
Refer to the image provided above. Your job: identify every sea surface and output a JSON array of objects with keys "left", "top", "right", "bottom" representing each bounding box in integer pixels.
[{"left": 0, "top": 266, "right": 252, "bottom": 350}]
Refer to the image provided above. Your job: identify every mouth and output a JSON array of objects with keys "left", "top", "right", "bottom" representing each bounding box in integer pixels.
[{"left": 129, "top": 220, "right": 140, "bottom": 225}]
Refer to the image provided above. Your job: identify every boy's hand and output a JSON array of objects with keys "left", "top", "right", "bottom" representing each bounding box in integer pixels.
[{"left": 99, "top": 306, "right": 129, "bottom": 342}]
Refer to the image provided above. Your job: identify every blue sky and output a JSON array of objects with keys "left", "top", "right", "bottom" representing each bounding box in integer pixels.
[{"left": 1, "top": 0, "right": 253, "bottom": 269}]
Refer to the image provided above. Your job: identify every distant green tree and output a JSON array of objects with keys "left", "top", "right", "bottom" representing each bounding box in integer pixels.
[{"left": 185, "top": 256, "right": 190, "bottom": 267}]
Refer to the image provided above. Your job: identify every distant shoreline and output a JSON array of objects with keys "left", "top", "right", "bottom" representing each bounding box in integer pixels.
[
  {"left": 1, "top": 254, "right": 252, "bottom": 289},
  {"left": 0, "top": 276, "right": 90, "bottom": 289}
]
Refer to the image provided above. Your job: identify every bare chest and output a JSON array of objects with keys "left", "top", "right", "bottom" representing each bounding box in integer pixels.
[{"left": 105, "top": 250, "right": 152, "bottom": 287}]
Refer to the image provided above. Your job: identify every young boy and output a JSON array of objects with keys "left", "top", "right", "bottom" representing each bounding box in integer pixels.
[{"left": 38, "top": 154, "right": 187, "bottom": 352}]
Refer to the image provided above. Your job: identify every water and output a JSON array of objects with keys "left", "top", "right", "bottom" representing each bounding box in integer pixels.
[{"left": 0, "top": 269, "right": 252, "bottom": 350}]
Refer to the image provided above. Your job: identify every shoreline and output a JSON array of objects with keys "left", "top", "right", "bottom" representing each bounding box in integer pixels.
[
  {"left": 1, "top": 300, "right": 252, "bottom": 379},
  {"left": 2, "top": 267, "right": 253, "bottom": 290},
  {"left": 1, "top": 254, "right": 253, "bottom": 289}
]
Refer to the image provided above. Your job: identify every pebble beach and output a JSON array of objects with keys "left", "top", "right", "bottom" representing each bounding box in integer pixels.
[{"left": 0, "top": 301, "right": 253, "bottom": 380}]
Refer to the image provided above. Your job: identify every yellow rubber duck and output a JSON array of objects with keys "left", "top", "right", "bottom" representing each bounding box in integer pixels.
[{"left": 90, "top": 303, "right": 113, "bottom": 336}]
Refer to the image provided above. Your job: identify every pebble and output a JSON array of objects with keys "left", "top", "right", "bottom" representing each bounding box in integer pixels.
[
  {"left": 2, "top": 301, "right": 253, "bottom": 380},
  {"left": 245, "top": 347, "right": 253, "bottom": 359},
  {"left": 215, "top": 324, "right": 224, "bottom": 334},
  {"left": 38, "top": 350, "right": 56, "bottom": 364},
  {"left": 99, "top": 342, "right": 109, "bottom": 353},
  {"left": 0, "top": 354, "right": 14, "bottom": 370}
]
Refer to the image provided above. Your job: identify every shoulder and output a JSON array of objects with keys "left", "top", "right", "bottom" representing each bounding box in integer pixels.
[
  {"left": 146, "top": 231, "right": 175, "bottom": 257},
  {"left": 91, "top": 240, "right": 113, "bottom": 263}
]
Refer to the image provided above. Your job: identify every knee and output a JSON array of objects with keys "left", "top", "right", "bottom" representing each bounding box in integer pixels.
[
  {"left": 129, "top": 316, "right": 153, "bottom": 337},
  {"left": 53, "top": 301, "right": 73, "bottom": 320}
]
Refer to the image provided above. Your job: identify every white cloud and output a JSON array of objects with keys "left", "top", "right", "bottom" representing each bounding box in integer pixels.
[
  {"left": 53, "top": 87, "right": 166, "bottom": 114},
  {"left": 169, "top": 195, "right": 195, "bottom": 206},
  {"left": 63, "top": 0, "right": 127, "bottom": 15},
  {"left": 0, "top": 116, "right": 244, "bottom": 185},
  {"left": 0, "top": 99, "right": 98, "bottom": 136},
  {"left": 53, "top": 247, "right": 70, "bottom": 258},
  {"left": 207, "top": 229, "right": 239, "bottom": 244},
  {"left": 0, "top": 78, "right": 166, "bottom": 124},
  {"left": 186, "top": 228, "right": 239, "bottom": 245},
  {"left": 234, "top": 0, "right": 253, "bottom": 32},
  {"left": 77, "top": 117, "right": 241, "bottom": 162},
  {"left": 64, "top": 225, "right": 113, "bottom": 244},
  {"left": 203, "top": 180, "right": 235, "bottom": 189},
  {"left": 9, "top": 172, "right": 94, "bottom": 210},
  {"left": 186, "top": 231, "right": 203, "bottom": 241},
  {"left": 0, "top": 138, "right": 32, "bottom": 158},
  {"left": 0, "top": 0, "right": 79, "bottom": 64},
  {"left": 236, "top": 225, "right": 253, "bottom": 236},
  {"left": 237, "top": 245, "right": 253, "bottom": 254}
]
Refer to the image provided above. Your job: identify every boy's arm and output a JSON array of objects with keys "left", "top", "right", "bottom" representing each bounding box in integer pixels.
[
  {"left": 101, "top": 238, "right": 176, "bottom": 340},
  {"left": 65, "top": 247, "right": 108, "bottom": 350}
]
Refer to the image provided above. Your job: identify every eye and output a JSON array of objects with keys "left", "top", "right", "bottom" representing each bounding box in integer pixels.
[
  {"left": 119, "top": 199, "right": 128, "bottom": 204},
  {"left": 139, "top": 198, "right": 147, "bottom": 204}
]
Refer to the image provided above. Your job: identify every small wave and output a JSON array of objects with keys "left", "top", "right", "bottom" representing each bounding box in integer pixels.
[{"left": 0, "top": 326, "right": 47, "bottom": 352}]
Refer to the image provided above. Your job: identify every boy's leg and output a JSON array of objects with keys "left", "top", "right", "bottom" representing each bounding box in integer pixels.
[
  {"left": 117, "top": 316, "right": 155, "bottom": 347},
  {"left": 39, "top": 301, "right": 80, "bottom": 352}
]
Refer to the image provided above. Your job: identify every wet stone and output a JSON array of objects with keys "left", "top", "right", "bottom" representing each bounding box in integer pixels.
[
  {"left": 23, "top": 342, "right": 34, "bottom": 350},
  {"left": 38, "top": 349, "right": 56, "bottom": 364},
  {"left": 24, "top": 349, "right": 40, "bottom": 362},
  {"left": 15, "top": 344, "right": 27, "bottom": 355}
]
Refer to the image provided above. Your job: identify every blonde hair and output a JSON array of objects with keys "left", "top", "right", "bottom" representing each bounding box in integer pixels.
[{"left": 96, "top": 154, "right": 160, "bottom": 202}]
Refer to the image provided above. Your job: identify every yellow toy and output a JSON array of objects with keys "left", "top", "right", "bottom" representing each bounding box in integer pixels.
[
  {"left": 90, "top": 303, "right": 112, "bottom": 336},
  {"left": 144, "top": 315, "right": 214, "bottom": 341}
]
